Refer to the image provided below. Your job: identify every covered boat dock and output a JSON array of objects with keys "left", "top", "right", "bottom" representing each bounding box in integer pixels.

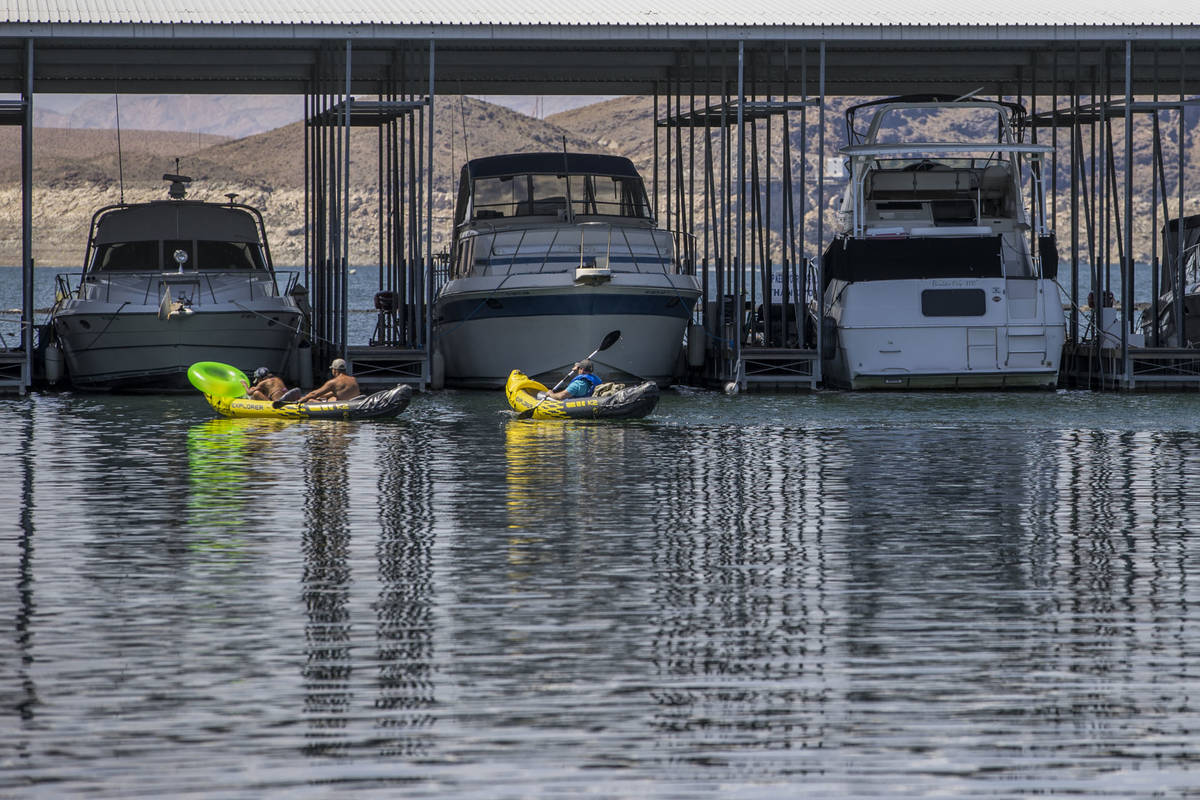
[{"left": 3, "top": 3, "right": 1200, "bottom": 392}]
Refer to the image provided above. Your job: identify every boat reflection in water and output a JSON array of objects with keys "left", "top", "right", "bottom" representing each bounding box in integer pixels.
[
  {"left": 434, "top": 153, "right": 701, "bottom": 388},
  {"left": 49, "top": 173, "right": 304, "bottom": 391},
  {"left": 299, "top": 421, "right": 438, "bottom": 760}
]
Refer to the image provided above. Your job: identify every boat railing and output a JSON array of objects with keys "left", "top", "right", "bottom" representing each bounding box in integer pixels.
[
  {"left": 846, "top": 149, "right": 1051, "bottom": 240},
  {"left": 52, "top": 272, "right": 80, "bottom": 310},
  {"left": 454, "top": 220, "right": 695, "bottom": 279},
  {"left": 67, "top": 268, "right": 285, "bottom": 306}
]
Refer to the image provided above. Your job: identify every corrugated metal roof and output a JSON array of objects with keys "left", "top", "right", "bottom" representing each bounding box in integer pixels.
[{"left": 3, "top": 0, "right": 1198, "bottom": 27}]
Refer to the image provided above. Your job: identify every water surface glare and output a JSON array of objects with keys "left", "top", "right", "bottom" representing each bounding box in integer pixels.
[{"left": 3, "top": 389, "right": 1200, "bottom": 798}]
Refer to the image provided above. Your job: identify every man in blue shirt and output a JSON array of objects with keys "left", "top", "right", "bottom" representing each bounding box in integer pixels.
[{"left": 545, "top": 359, "right": 602, "bottom": 400}]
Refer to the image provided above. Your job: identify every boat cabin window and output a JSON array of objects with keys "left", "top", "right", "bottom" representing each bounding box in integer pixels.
[
  {"left": 469, "top": 172, "right": 651, "bottom": 221},
  {"left": 93, "top": 241, "right": 160, "bottom": 271},
  {"left": 90, "top": 239, "right": 265, "bottom": 272},
  {"left": 197, "top": 240, "right": 266, "bottom": 271}
]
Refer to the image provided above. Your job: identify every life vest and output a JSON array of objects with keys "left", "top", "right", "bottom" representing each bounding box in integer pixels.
[{"left": 571, "top": 372, "right": 603, "bottom": 397}]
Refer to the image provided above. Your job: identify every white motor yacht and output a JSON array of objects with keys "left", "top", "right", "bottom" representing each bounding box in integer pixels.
[
  {"left": 50, "top": 174, "right": 303, "bottom": 390},
  {"left": 433, "top": 153, "right": 701, "bottom": 388},
  {"left": 818, "top": 95, "right": 1065, "bottom": 389}
]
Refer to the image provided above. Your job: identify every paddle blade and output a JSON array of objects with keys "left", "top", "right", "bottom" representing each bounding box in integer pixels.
[{"left": 598, "top": 330, "right": 621, "bottom": 351}]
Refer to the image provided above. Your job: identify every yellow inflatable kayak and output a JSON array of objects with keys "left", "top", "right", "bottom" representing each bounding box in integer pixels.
[
  {"left": 205, "top": 384, "right": 413, "bottom": 420},
  {"left": 505, "top": 369, "right": 659, "bottom": 420}
]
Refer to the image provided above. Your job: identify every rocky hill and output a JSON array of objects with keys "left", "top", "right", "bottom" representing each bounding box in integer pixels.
[
  {"left": 3, "top": 94, "right": 1198, "bottom": 269},
  {"left": 0, "top": 96, "right": 603, "bottom": 266}
]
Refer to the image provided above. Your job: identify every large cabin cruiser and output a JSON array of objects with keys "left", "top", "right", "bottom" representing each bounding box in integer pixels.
[
  {"left": 50, "top": 174, "right": 303, "bottom": 390},
  {"left": 818, "top": 95, "right": 1065, "bottom": 389},
  {"left": 1141, "top": 214, "right": 1200, "bottom": 347},
  {"left": 433, "top": 153, "right": 701, "bottom": 388}
]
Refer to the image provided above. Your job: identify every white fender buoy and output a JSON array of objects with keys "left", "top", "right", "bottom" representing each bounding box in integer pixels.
[{"left": 44, "top": 342, "right": 63, "bottom": 385}]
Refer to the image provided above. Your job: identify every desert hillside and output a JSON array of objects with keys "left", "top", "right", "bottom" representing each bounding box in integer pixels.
[
  {"left": 0, "top": 97, "right": 605, "bottom": 267},
  {"left": 3, "top": 93, "right": 1199, "bottom": 268}
]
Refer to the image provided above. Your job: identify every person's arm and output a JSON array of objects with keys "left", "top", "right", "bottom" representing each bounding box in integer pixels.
[
  {"left": 547, "top": 375, "right": 584, "bottom": 400},
  {"left": 299, "top": 378, "right": 336, "bottom": 403}
]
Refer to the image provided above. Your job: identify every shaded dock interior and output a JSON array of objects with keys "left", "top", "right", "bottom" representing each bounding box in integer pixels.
[{"left": 3, "top": 26, "right": 1200, "bottom": 392}]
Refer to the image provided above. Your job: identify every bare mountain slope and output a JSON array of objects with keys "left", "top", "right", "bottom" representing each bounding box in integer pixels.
[{"left": 1, "top": 97, "right": 603, "bottom": 266}]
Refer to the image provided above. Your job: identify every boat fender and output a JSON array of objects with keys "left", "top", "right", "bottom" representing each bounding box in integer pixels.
[
  {"left": 430, "top": 348, "right": 445, "bottom": 391},
  {"left": 687, "top": 322, "right": 706, "bottom": 368},
  {"left": 296, "top": 340, "right": 313, "bottom": 389},
  {"left": 44, "top": 341, "right": 63, "bottom": 385},
  {"left": 187, "top": 361, "right": 251, "bottom": 398},
  {"left": 820, "top": 316, "right": 839, "bottom": 361}
]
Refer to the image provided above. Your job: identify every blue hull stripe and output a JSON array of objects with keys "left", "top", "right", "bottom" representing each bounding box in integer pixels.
[{"left": 436, "top": 292, "right": 694, "bottom": 323}]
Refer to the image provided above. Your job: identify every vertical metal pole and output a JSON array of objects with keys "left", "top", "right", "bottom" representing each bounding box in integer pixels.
[
  {"left": 21, "top": 39, "right": 33, "bottom": 393},
  {"left": 816, "top": 42, "right": 826, "bottom": 386},
  {"left": 689, "top": 50, "right": 696, "bottom": 278},
  {"left": 715, "top": 54, "right": 724, "bottom": 381},
  {"left": 1149, "top": 45, "right": 1161, "bottom": 347},
  {"left": 653, "top": 84, "right": 659, "bottom": 222},
  {"left": 426, "top": 40, "right": 435, "bottom": 364},
  {"left": 735, "top": 40, "right": 745, "bottom": 388},
  {"left": 304, "top": 89, "right": 311, "bottom": 295},
  {"left": 1177, "top": 45, "right": 1186, "bottom": 348},
  {"left": 1075, "top": 52, "right": 1084, "bottom": 345},
  {"left": 342, "top": 39, "right": 352, "bottom": 358},
  {"left": 666, "top": 73, "right": 673, "bottom": 234},
  {"left": 1050, "top": 48, "right": 1058, "bottom": 240},
  {"left": 1122, "top": 41, "right": 1133, "bottom": 386}
]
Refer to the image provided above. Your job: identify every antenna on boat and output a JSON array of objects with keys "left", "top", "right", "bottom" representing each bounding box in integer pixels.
[
  {"left": 457, "top": 86, "right": 471, "bottom": 163},
  {"left": 113, "top": 90, "right": 125, "bottom": 204},
  {"left": 953, "top": 87, "right": 984, "bottom": 102},
  {"left": 561, "top": 135, "right": 575, "bottom": 223}
]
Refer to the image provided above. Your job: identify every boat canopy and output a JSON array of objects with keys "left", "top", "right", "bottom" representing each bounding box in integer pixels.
[
  {"left": 88, "top": 202, "right": 268, "bottom": 273},
  {"left": 95, "top": 202, "right": 262, "bottom": 244},
  {"left": 454, "top": 152, "right": 652, "bottom": 226},
  {"left": 465, "top": 153, "right": 641, "bottom": 180}
]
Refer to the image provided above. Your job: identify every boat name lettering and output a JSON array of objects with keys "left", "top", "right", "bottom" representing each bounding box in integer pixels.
[{"left": 931, "top": 279, "right": 979, "bottom": 288}]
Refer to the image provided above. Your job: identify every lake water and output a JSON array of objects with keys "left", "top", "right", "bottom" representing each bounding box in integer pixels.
[{"left": 3, "top": 388, "right": 1200, "bottom": 798}]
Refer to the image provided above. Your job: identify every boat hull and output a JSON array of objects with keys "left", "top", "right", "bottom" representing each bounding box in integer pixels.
[
  {"left": 822, "top": 277, "right": 1065, "bottom": 390},
  {"left": 53, "top": 306, "right": 301, "bottom": 391},
  {"left": 435, "top": 277, "right": 700, "bottom": 389},
  {"left": 205, "top": 384, "right": 413, "bottom": 420},
  {"left": 505, "top": 369, "right": 659, "bottom": 420}
]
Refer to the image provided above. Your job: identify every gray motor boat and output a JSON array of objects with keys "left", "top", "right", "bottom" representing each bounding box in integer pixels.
[{"left": 49, "top": 173, "right": 304, "bottom": 391}]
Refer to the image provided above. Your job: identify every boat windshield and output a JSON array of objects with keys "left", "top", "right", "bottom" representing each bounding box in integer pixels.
[
  {"left": 869, "top": 106, "right": 1012, "bottom": 146},
  {"left": 91, "top": 239, "right": 267, "bottom": 272},
  {"left": 470, "top": 172, "right": 651, "bottom": 221}
]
